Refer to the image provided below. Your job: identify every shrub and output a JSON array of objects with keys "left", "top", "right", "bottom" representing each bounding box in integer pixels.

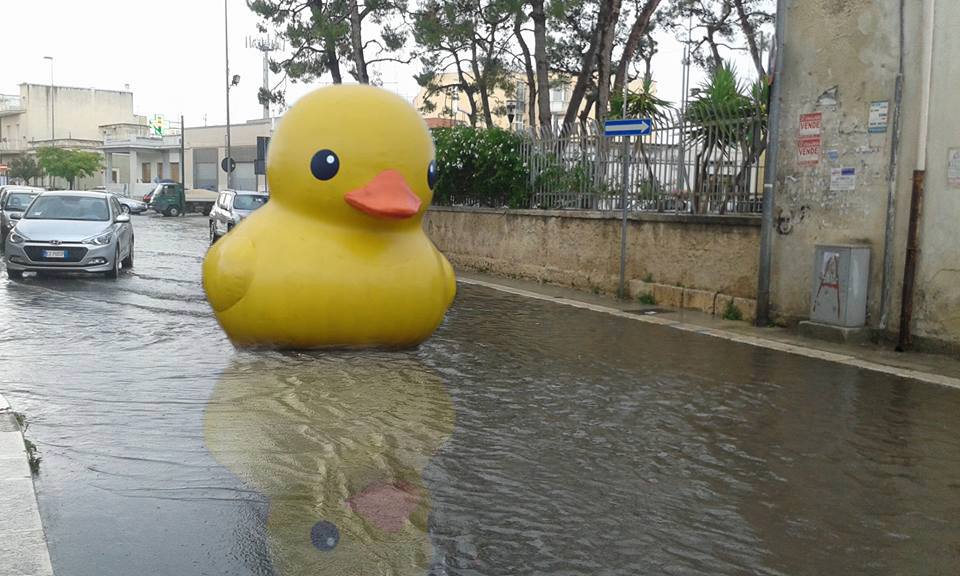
[
  {"left": 722, "top": 300, "right": 743, "bottom": 321},
  {"left": 431, "top": 126, "right": 529, "bottom": 208}
]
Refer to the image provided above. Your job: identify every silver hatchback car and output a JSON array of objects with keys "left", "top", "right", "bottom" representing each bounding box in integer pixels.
[
  {"left": 4, "top": 191, "right": 134, "bottom": 279},
  {"left": 209, "top": 190, "right": 269, "bottom": 244}
]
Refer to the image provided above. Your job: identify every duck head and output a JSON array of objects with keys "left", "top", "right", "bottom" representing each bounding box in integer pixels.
[{"left": 266, "top": 85, "right": 437, "bottom": 229}]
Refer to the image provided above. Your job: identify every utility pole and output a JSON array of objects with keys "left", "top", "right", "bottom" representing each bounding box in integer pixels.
[
  {"left": 180, "top": 115, "right": 187, "bottom": 188},
  {"left": 755, "top": 0, "right": 788, "bottom": 327},
  {"left": 247, "top": 36, "right": 282, "bottom": 120}
]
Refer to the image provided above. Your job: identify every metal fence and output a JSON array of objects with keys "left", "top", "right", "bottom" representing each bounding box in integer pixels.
[{"left": 519, "top": 104, "right": 767, "bottom": 215}]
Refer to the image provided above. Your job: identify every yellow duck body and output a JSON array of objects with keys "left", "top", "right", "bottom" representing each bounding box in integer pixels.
[{"left": 203, "top": 85, "right": 456, "bottom": 349}]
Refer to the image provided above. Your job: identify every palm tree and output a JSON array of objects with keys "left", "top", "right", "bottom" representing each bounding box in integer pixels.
[{"left": 685, "top": 64, "right": 763, "bottom": 213}]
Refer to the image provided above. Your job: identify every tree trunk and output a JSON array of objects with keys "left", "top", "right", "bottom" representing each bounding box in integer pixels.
[
  {"left": 324, "top": 38, "right": 343, "bottom": 84},
  {"left": 530, "top": 0, "right": 551, "bottom": 128},
  {"left": 348, "top": 0, "right": 369, "bottom": 83},
  {"left": 612, "top": 0, "right": 662, "bottom": 97},
  {"left": 562, "top": 0, "right": 617, "bottom": 128},
  {"left": 705, "top": 26, "right": 723, "bottom": 70},
  {"left": 514, "top": 11, "right": 537, "bottom": 130},
  {"left": 454, "top": 61, "right": 479, "bottom": 127},
  {"left": 594, "top": 0, "right": 623, "bottom": 121},
  {"left": 579, "top": 91, "right": 596, "bottom": 125},
  {"left": 733, "top": 0, "right": 765, "bottom": 77},
  {"left": 469, "top": 43, "right": 495, "bottom": 128}
]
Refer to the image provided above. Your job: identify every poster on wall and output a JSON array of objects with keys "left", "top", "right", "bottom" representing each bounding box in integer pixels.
[
  {"left": 799, "top": 112, "right": 822, "bottom": 137},
  {"left": 798, "top": 137, "right": 822, "bottom": 166},
  {"left": 868, "top": 101, "right": 890, "bottom": 133},
  {"left": 948, "top": 148, "right": 960, "bottom": 188},
  {"left": 798, "top": 112, "right": 822, "bottom": 167},
  {"left": 830, "top": 167, "right": 857, "bottom": 191}
]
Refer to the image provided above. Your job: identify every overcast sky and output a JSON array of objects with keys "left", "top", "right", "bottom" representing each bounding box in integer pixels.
[{"left": 1, "top": 0, "right": 762, "bottom": 128}]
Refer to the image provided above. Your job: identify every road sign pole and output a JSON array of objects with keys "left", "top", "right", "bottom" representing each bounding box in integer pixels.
[{"left": 618, "top": 81, "right": 630, "bottom": 300}]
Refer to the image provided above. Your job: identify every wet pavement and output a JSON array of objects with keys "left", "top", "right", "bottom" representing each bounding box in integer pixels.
[{"left": 1, "top": 214, "right": 959, "bottom": 575}]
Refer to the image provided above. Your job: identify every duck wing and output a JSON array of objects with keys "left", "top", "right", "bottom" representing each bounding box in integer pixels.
[{"left": 203, "top": 234, "right": 257, "bottom": 313}]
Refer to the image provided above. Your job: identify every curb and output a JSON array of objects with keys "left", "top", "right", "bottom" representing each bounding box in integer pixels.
[
  {"left": 0, "top": 394, "right": 54, "bottom": 576},
  {"left": 460, "top": 277, "right": 960, "bottom": 391}
]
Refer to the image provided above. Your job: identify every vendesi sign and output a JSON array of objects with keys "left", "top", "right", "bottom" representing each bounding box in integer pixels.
[
  {"left": 798, "top": 112, "right": 822, "bottom": 167},
  {"left": 604, "top": 118, "right": 652, "bottom": 137}
]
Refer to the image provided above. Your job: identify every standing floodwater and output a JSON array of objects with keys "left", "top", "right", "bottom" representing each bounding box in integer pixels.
[{"left": 0, "top": 215, "right": 958, "bottom": 575}]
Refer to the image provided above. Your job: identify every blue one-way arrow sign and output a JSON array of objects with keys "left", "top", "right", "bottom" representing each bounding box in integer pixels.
[{"left": 604, "top": 118, "right": 652, "bottom": 137}]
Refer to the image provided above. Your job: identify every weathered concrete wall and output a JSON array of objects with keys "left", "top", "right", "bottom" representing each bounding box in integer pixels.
[
  {"left": 770, "top": 0, "right": 905, "bottom": 326},
  {"left": 425, "top": 207, "right": 760, "bottom": 316},
  {"left": 772, "top": 0, "right": 960, "bottom": 349},
  {"left": 912, "top": 0, "right": 960, "bottom": 347}
]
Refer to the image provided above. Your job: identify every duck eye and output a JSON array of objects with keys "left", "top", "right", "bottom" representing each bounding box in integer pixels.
[
  {"left": 310, "top": 150, "right": 340, "bottom": 181},
  {"left": 427, "top": 160, "right": 438, "bottom": 190}
]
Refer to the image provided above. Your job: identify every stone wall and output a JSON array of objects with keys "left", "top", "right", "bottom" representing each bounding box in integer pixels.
[{"left": 425, "top": 206, "right": 761, "bottom": 319}]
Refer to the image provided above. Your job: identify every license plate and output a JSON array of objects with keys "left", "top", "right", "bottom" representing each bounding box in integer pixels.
[{"left": 43, "top": 250, "right": 66, "bottom": 259}]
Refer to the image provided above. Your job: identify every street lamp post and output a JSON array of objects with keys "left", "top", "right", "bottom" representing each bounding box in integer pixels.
[
  {"left": 224, "top": 0, "right": 234, "bottom": 190},
  {"left": 43, "top": 56, "right": 54, "bottom": 142}
]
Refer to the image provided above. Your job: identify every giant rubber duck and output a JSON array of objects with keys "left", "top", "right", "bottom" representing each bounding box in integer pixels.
[
  {"left": 203, "top": 85, "right": 456, "bottom": 349},
  {"left": 204, "top": 354, "right": 455, "bottom": 575}
]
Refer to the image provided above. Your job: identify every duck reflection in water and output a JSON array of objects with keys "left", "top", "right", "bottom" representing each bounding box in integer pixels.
[{"left": 204, "top": 353, "right": 454, "bottom": 575}]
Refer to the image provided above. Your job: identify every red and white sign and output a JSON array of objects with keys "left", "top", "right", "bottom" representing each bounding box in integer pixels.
[
  {"left": 799, "top": 112, "right": 822, "bottom": 137},
  {"left": 798, "top": 136, "right": 822, "bottom": 166},
  {"left": 797, "top": 112, "right": 823, "bottom": 166}
]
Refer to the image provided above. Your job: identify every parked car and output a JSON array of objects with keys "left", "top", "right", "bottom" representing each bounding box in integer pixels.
[
  {"left": 209, "top": 190, "right": 269, "bottom": 244},
  {"left": 112, "top": 193, "right": 148, "bottom": 215},
  {"left": 89, "top": 187, "right": 148, "bottom": 215},
  {"left": 4, "top": 191, "right": 134, "bottom": 279},
  {"left": 0, "top": 185, "right": 45, "bottom": 247}
]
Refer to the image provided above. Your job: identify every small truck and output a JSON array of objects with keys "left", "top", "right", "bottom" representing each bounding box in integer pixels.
[{"left": 147, "top": 183, "right": 219, "bottom": 216}]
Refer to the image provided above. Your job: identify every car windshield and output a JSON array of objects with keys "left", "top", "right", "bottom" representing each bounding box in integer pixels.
[
  {"left": 4, "top": 192, "right": 38, "bottom": 211},
  {"left": 233, "top": 195, "right": 268, "bottom": 211},
  {"left": 25, "top": 195, "right": 110, "bottom": 221}
]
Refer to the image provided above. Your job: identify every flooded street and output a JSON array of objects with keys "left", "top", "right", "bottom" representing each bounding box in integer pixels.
[{"left": 1, "top": 214, "right": 959, "bottom": 575}]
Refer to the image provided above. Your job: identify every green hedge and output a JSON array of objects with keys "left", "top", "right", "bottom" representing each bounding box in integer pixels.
[{"left": 431, "top": 126, "right": 529, "bottom": 208}]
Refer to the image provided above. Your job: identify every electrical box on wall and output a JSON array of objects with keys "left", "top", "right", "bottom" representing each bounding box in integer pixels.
[{"left": 810, "top": 245, "right": 871, "bottom": 328}]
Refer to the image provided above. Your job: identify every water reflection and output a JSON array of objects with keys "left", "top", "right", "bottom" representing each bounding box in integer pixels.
[{"left": 204, "top": 352, "right": 454, "bottom": 575}]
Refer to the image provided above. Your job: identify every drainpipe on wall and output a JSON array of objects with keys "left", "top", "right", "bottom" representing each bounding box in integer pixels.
[
  {"left": 878, "top": 0, "right": 906, "bottom": 332},
  {"left": 755, "top": 0, "right": 789, "bottom": 326},
  {"left": 897, "top": 0, "right": 937, "bottom": 351}
]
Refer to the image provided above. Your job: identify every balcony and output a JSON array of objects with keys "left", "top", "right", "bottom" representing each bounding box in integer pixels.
[{"left": 0, "top": 94, "right": 25, "bottom": 117}]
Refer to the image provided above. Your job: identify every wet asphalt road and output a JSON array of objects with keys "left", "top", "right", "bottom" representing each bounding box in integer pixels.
[{"left": 0, "top": 214, "right": 959, "bottom": 575}]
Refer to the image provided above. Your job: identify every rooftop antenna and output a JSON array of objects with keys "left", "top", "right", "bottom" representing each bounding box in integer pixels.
[{"left": 246, "top": 35, "right": 284, "bottom": 119}]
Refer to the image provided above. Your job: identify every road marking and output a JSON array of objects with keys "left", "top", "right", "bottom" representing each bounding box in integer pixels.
[{"left": 459, "top": 277, "right": 960, "bottom": 391}]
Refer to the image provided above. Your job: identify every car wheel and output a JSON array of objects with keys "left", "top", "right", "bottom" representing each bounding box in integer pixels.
[
  {"left": 122, "top": 238, "right": 134, "bottom": 269},
  {"left": 209, "top": 222, "right": 218, "bottom": 244},
  {"left": 7, "top": 269, "right": 23, "bottom": 280},
  {"left": 169, "top": 206, "right": 181, "bottom": 217},
  {"left": 106, "top": 246, "right": 121, "bottom": 279}
]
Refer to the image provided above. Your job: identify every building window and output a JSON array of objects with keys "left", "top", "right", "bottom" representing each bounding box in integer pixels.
[
  {"left": 170, "top": 162, "right": 180, "bottom": 182},
  {"left": 141, "top": 162, "right": 151, "bottom": 183},
  {"left": 111, "top": 169, "right": 119, "bottom": 183},
  {"left": 550, "top": 85, "right": 566, "bottom": 114}
]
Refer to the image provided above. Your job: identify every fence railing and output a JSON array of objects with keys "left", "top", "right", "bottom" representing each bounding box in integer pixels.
[{"left": 519, "top": 104, "right": 767, "bottom": 215}]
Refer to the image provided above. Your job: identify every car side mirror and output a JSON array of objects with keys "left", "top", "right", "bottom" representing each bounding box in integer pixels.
[
  {"left": 10, "top": 213, "right": 21, "bottom": 220},
  {"left": 116, "top": 213, "right": 131, "bottom": 223}
]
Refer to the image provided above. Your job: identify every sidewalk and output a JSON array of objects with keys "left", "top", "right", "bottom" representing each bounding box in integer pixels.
[
  {"left": 0, "top": 394, "right": 54, "bottom": 576},
  {"left": 459, "top": 271, "right": 960, "bottom": 390}
]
